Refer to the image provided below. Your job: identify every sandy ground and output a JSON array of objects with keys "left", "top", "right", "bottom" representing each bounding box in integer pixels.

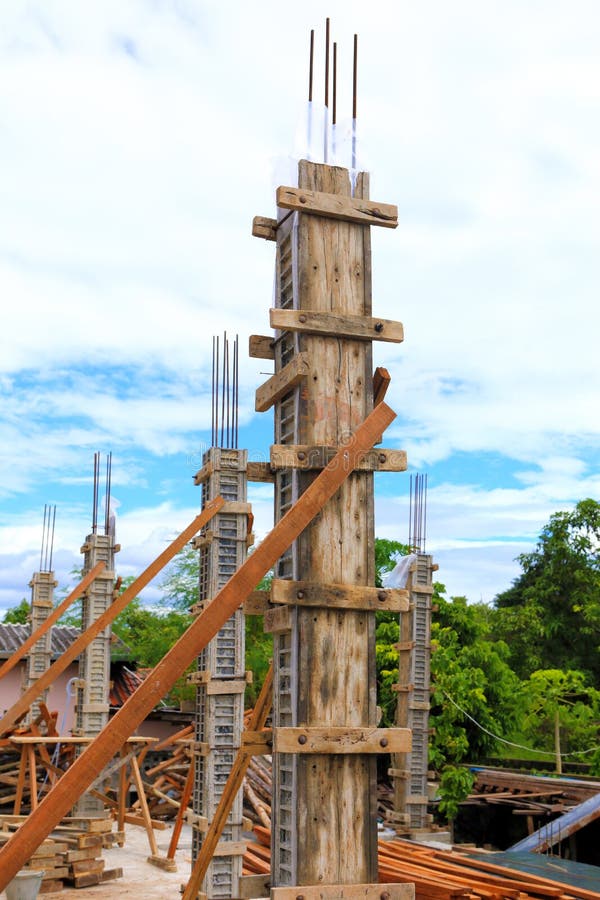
[{"left": 1, "top": 822, "right": 196, "bottom": 899}]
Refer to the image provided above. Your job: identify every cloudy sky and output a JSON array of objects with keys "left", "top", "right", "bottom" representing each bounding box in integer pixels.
[{"left": 1, "top": 0, "right": 599, "bottom": 616}]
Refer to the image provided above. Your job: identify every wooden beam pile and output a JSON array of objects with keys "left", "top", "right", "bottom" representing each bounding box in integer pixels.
[
  {"left": 0, "top": 816, "right": 123, "bottom": 893},
  {"left": 243, "top": 827, "right": 600, "bottom": 900}
]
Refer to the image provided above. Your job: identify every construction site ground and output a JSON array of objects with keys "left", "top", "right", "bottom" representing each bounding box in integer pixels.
[{"left": 0, "top": 822, "right": 193, "bottom": 899}]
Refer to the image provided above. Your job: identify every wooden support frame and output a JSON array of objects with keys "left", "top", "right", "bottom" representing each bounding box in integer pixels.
[
  {"left": 255, "top": 352, "right": 310, "bottom": 412},
  {"left": 269, "top": 309, "right": 404, "bottom": 344},
  {"left": 0, "top": 401, "right": 396, "bottom": 892},
  {"left": 273, "top": 727, "right": 411, "bottom": 755},
  {"left": 0, "top": 498, "right": 225, "bottom": 739},
  {"left": 270, "top": 885, "right": 414, "bottom": 900},
  {"left": 249, "top": 334, "right": 276, "bottom": 359},
  {"left": 270, "top": 444, "right": 406, "bottom": 472},
  {"left": 0, "top": 562, "right": 106, "bottom": 681},
  {"left": 252, "top": 216, "right": 278, "bottom": 241},
  {"left": 276, "top": 186, "right": 398, "bottom": 228},
  {"left": 270, "top": 579, "right": 409, "bottom": 612}
]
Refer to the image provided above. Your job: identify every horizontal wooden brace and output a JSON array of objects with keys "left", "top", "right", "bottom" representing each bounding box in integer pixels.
[
  {"left": 193, "top": 461, "right": 213, "bottom": 485},
  {"left": 191, "top": 531, "right": 214, "bottom": 549},
  {"left": 410, "top": 583, "right": 434, "bottom": 595},
  {"left": 239, "top": 873, "right": 271, "bottom": 899},
  {"left": 263, "top": 605, "right": 293, "bottom": 634},
  {"left": 276, "top": 185, "right": 398, "bottom": 229},
  {"left": 271, "top": 884, "right": 414, "bottom": 900},
  {"left": 219, "top": 501, "right": 252, "bottom": 516},
  {"left": 243, "top": 590, "right": 271, "bottom": 615},
  {"left": 395, "top": 641, "right": 416, "bottom": 652},
  {"left": 270, "top": 444, "right": 407, "bottom": 473},
  {"left": 387, "top": 767, "right": 410, "bottom": 780},
  {"left": 252, "top": 215, "right": 278, "bottom": 241},
  {"left": 212, "top": 839, "right": 247, "bottom": 857},
  {"left": 249, "top": 334, "right": 275, "bottom": 359},
  {"left": 270, "top": 308, "right": 404, "bottom": 344},
  {"left": 187, "top": 671, "right": 249, "bottom": 694},
  {"left": 255, "top": 352, "right": 310, "bottom": 413},
  {"left": 246, "top": 461, "right": 275, "bottom": 483},
  {"left": 392, "top": 683, "right": 415, "bottom": 693},
  {"left": 273, "top": 726, "right": 411, "bottom": 755},
  {"left": 271, "top": 579, "right": 409, "bottom": 612},
  {"left": 242, "top": 729, "right": 273, "bottom": 755}
]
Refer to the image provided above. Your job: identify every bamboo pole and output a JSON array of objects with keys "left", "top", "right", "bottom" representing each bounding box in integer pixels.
[
  {"left": 0, "top": 561, "right": 106, "bottom": 681},
  {"left": 0, "top": 499, "right": 224, "bottom": 738},
  {"left": 0, "top": 402, "right": 395, "bottom": 891}
]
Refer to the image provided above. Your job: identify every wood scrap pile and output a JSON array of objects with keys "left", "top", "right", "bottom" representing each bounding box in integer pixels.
[
  {"left": 0, "top": 816, "right": 123, "bottom": 893},
  {"left": 469, "top": 769, "right": 600, "bottom": 817},
  {"left": 243, "top": 827, "right": 600, "bottom": 900},
  {"left": 137, "top": 724, "right": 194, "bottom": 820}
]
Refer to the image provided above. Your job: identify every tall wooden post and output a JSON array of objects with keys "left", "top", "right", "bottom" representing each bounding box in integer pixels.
[{"left": 255, "top": 161, "right": 404, "bottom": 888}]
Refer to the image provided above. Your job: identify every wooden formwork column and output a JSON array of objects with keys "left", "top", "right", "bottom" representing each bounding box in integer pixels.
[
  {"left": 391, "top": 553, "right": 434, "bottom": 833},
  {"left": 191, "top": 448, "right": 250, "bottom": 898},
  {"left": 25, "top": 571, "right": 57, "bottom": 723},
  {"left": 74, "top": 532, "right": 116, "bottom": 816},
  {"left": 270, "top": 161, "right": 378, "bottom": 886}
]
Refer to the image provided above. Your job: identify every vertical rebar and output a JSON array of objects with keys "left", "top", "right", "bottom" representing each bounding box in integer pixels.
[
  {"left": 324, "top": 17, "right": 330, "bottom": 163},
  {"left": 352, "top": 33, "right": 358, "bottom": 172},
  {"left": 48, "top": 506, "right": 56, "bottom": 571}
]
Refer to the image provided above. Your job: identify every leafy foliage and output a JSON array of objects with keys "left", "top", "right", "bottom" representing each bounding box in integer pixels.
[
  {"left": 493, "top": 499, "right": 600, "bottom": 680},
  {"left": 2, "top": 598, "right": 29, "bottom": 624}
]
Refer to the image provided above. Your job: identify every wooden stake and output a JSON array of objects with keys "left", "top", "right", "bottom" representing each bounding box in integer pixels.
[
  {"left": 0, "top": 401, "right": 395, "bottom": 891},
  {"left": 0, "top": 561, "right": 106, "bottom": 681},
  {"left": 0, "top": 498, "right": 224, "bottom": 738}
]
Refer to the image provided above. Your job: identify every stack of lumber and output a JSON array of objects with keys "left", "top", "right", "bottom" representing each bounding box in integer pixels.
[
  {"left": 470, "top": 769, "right": 600, "bottom": 812},
  {"left": 0, "top": 816, "right": 123, "bottom": 893},
  {"left": 243, "top": 827, "right": 600, "bottom": 900}
]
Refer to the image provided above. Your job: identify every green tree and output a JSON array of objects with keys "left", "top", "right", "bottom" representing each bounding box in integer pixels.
[
  {"left": 493, "top": 499, "right": 600, "bottom": 680},
  {"left": 2, "top": 598, "right": 30, "bottom": 624},
  {"left": 429, "top": 591, "right": 522, "bottom": 819},
  {"left": 520, "top": 669, "right": 600, "bottom": 773}
]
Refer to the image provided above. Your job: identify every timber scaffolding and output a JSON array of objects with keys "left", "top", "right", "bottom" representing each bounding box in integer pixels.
[{"left": 0, "top": 26, "right": 440, "bottom": 900}]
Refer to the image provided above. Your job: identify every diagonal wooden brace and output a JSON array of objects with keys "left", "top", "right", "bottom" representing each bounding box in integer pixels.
[{"left": 0, "top": 401, "right": 396, "bottom": 891}]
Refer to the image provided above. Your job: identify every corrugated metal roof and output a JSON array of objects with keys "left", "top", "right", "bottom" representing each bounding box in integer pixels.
[{"left": 0, "top": 623, "right": 129, "bottom": 659}]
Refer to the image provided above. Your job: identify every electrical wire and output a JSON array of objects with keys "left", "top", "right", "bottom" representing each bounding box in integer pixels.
[{"left": 442, "top": 689, "right": 600, "bottom": 759}]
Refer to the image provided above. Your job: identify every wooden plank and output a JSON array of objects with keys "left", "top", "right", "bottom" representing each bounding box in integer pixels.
[
  {"left": 0, "top": 401, "right": 396, "bottom": 892},
  {"left": 239, "top": 873, "right": 271, "bottom": 899},
  {"left": 0, "top": 562, "right": 106, "bottom": 682},
  {"left": 243, "top": 590, "right": 271, "bottom": 615},
  {"left": 242, "top": 730, "right": 273, "bottom": 756},
  {"left": 252, "top": 216, "right": 278, "bottom": 241},
  {"left": 255, "top": 352, "right": 310, "bottom": 413},
  {"left": 270, "top": 444, "right": 406, "bottom": 472},
  {"left": 0, "top": 498, "right": 225, "bottom": 739},
  {"left": 193, "top": 461, "right": 213, "bottom": 485},
  {"left": 270, "top": 309, "right": 404, "bottom": 344},
  {"left": 246, "top": 462, "right": 275, "bottom": 483},
  {"left": 206, "top": 679, "right": 246, "bottom": 696},
  {"left": 249, "top": 335, "right": 275, "bottom": 360},
  {"left": 271, "top": 579, "right": 409, "bottom": 612},
  {"left": 273, "top": 727, "right": 411, "bottom": 755},
  {"left": 263, "top": 606, "right": 293, "bottom": 634},
  {"left": 271, "top": 884, "right": 414, "bottom": 900},
  {"left": 373, "top": 366, "right": 391, "bottom": 405},
  {"left": 276, "top": 185, "right": 398, "bottom": 228}
]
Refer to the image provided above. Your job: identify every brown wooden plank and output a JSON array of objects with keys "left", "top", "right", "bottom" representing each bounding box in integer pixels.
[
  {"left": 243, "top": 590, "right": 271, "bottom": 615},
  {"left": 271, "top": 885, "right": 414, "bottom": 900},
  {"left": 271, "top": 579, "right": 409, "bottom": 612},
  {"left": 274, "top": 727, "right": 411, "bottom": 755},
  {"left": 270, "top": 308, "right": 404, "bottom": 344},
  {"left": 270, "top": 444, "right": 407, "bottom": 472},
  {"left": 246, "top": 462, "right": 275, "bottom": 483},
  {"left": 249, "top": 335, "right": 276, "bottom": 359},
  {"left": 0, "top": 401, "right": 396, "bottom": 892},
  {"left": 276, "top": 185, "right": 398, "bottom": 228},
  {"left": 255, "top": 352, "right": 310, "bottom": 412},
  {"left": 373, "top": 366, "right": 392, "bottom": 405},
  {"left": 252, "top": 216, "right": 278, "bottom": 241}
]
